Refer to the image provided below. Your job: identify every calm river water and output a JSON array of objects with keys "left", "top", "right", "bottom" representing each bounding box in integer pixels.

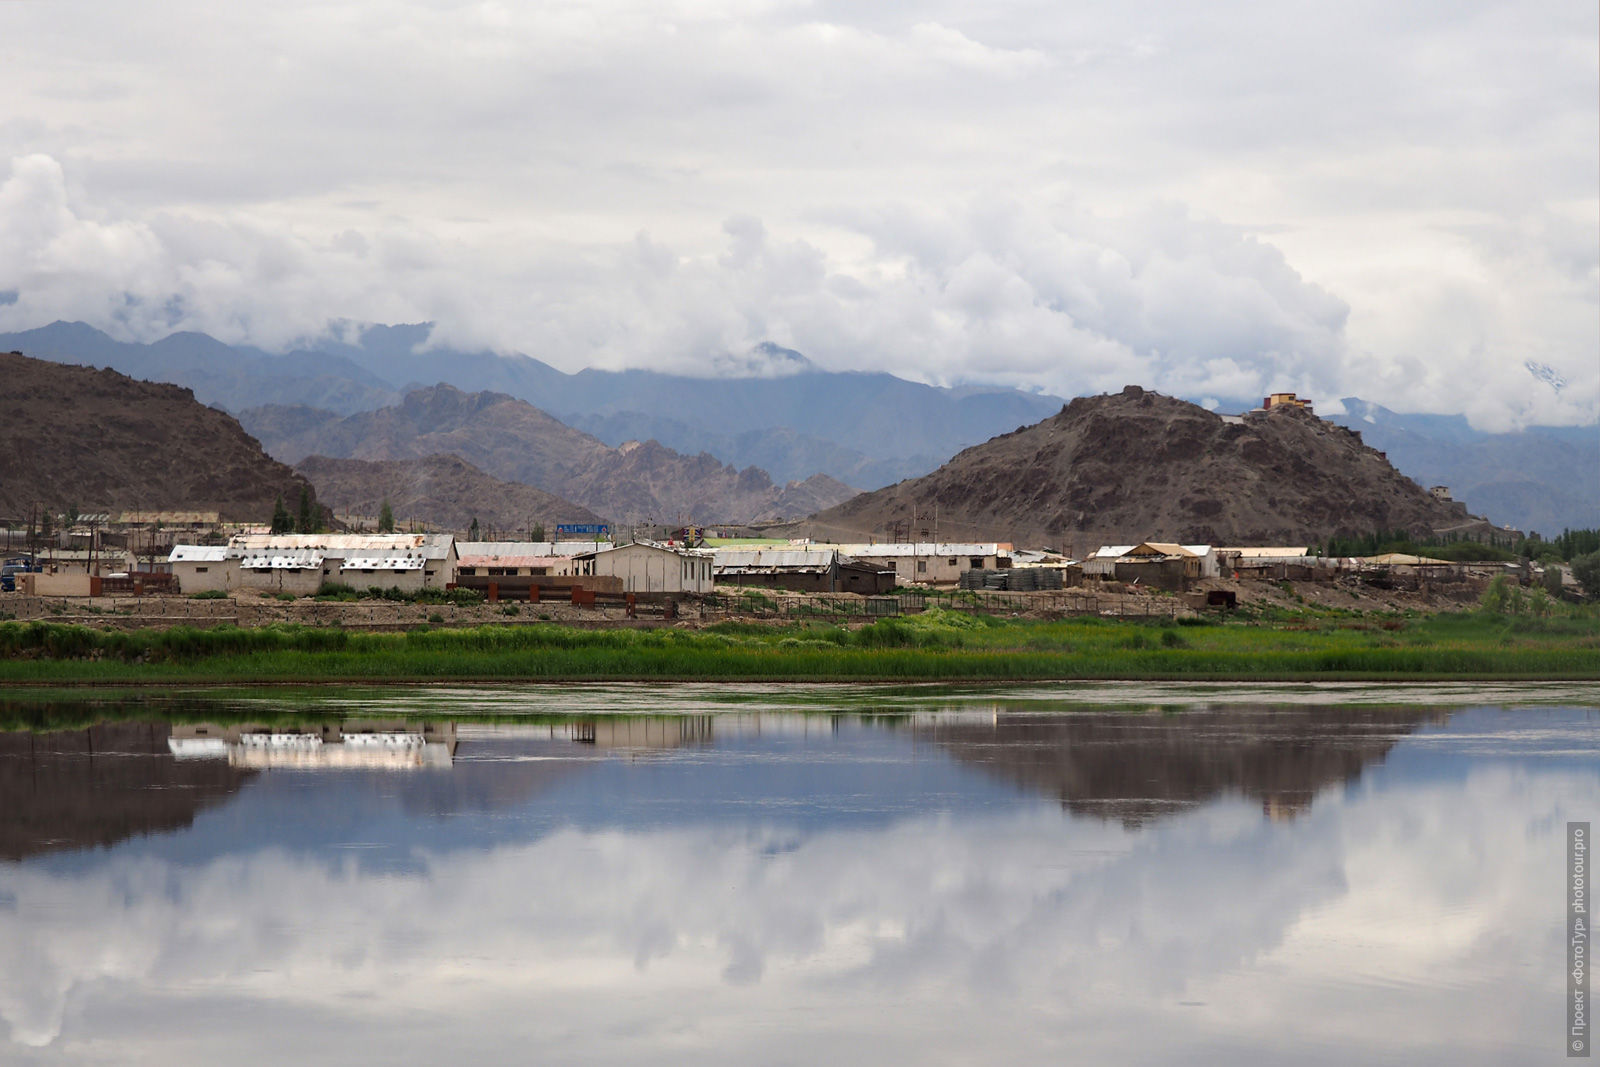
[{"left": 2, "top": 682, "right": 1596, "bottom": 1065}]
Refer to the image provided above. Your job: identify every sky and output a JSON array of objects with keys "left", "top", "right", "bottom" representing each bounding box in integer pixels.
[{"left": 0, "top": 1, "right": 1595, "bottom": 430}]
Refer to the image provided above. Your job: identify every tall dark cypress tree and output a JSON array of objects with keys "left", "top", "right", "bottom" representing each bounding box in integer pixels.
[
  {"left": 296, "top": 486, "right": 315, "bottom": 534},
  {"left": 270, "top": 495, "right": 293, "bottom": 534}
]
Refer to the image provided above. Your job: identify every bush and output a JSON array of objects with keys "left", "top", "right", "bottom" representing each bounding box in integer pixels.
[
  {"left": 417, "top": 587, "right": 485, "bottom": 607},
  {"left": 189, "top": 590, "right": 229, "bottom": 600},
  {"left": 501, "top": 603, "right": 521, "bottom": 616},
  {"left": 1572, "top": 552, "right": 1600, "bottom": 599},
  {"left": 1480, "top": 575, "right": 1514, "bottom": 615},
  {"left": 274, "top": 592, "right": 296, "bottom": 602},
  {"left": 428, "top": 612, "right": 445, "bottom": 624}
]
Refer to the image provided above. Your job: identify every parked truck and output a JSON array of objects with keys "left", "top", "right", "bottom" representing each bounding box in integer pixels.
[{"left": 1, "top": 557, "right": 40, "bottom": 592}]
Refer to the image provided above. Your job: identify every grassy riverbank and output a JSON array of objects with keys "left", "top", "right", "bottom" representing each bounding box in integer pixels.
[{"left": 2, "top": 607, "right": 1598, "bottom": 684}]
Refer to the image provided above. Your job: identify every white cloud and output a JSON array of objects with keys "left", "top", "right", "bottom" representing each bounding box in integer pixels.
[{"left": 0, "top": 1, "right": 1592, "bottom": 427}]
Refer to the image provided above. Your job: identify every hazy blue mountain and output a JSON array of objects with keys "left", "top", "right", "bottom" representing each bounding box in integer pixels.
[
  {"left": 1326, "top": 398, "right": 1598, "bottom": 536},
  {"left": 6, "top": 320, "right": 1594, "bottom": 531},
  {"left": 0, "top": 321, "right": 397, "bottom": 415},
  {"left": 0, "top": 322, "right": 1063, "bottom": 490},
  {"left": 560, "top": 411, "right": 938, "bottom": 489}
]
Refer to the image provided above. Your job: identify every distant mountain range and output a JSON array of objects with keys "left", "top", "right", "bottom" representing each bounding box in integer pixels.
[
  {"left": 1, "top": 320, "right": 1594, "bottom": 534},
  {"left": 1324, "top": 399, "right": 1598, "bottom": 538},
  {"left": 246, "top": 385, "right": 855, "bottom": 525},
  {"left": 0, "top": 322, "right": 1058, "bottom": 490}
]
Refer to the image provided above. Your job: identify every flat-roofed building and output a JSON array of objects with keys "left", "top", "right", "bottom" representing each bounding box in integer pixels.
[
  {"left": 168, "top": 544, "right": 234, "bottom": 594},
  {"left": 573, "top": 540, "right": 714, "bottom": 594}
]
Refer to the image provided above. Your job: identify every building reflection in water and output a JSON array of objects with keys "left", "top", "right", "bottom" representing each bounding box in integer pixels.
[{"left": 169, "top": 720, "right": 459, "bottom": 770}]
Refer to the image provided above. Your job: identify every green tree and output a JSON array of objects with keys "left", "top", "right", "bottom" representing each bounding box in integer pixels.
[
  {"left": 1542, "top": 563, "right": 1565, "bottom": 596},
  {"left": 296, "top": 486, "right": 315, "bottom": 534},
  {"left": 270, "top": 495, "right": 293, "bottom": 534},
  {"left": 467, "top": 516, "right": 479, "bottom": 541},
  {"left": 530, "top": 522, "right": 545, "bottom": 542},
  {"left": 1571, "top": 551, "right": 1600, "bottom": 599},
  {"left": 379, "top": 500, "right": 396, "bottom": 534},
  {"left": 1480, "top": 574, "right": 1513, "bottom": 615}
]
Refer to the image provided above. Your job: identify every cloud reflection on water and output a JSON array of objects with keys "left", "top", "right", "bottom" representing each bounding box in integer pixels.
[{"left": 0, "top": 703, "right": 1593, "bottom": 1064}]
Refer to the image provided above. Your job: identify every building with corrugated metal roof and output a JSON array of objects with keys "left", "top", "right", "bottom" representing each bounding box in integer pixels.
[{"left": 167, "top": 533, "right": 457, "bottom": 595}]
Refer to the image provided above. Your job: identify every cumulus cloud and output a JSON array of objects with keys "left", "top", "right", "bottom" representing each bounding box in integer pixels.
[{"left": 0, "top": 0, "right": 1593, "bottom": 428}]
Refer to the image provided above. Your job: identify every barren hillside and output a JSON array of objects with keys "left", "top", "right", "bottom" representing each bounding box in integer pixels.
[
  {"left": 0, "top": 351, "right": 318, "bottom": 523},
  {"left": 808, "top": 386, "right": 1482, "bottom": 551}
]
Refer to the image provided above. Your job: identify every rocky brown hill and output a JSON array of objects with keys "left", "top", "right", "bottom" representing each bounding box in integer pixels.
[
  {"left": 808, "top": 386, "right": 1484, "bottom": 552},
  {"left": 295, "top": 453, "right": 604, "bottom": 532},
  {"left": 0, "top": 351, "right": 317, "bottom": 523},
  {"left": 242, "top": 385, "right": 857, "bottom": 524}
]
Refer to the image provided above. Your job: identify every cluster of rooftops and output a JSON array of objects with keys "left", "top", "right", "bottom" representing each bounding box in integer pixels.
[{"left": 162, "top": 533, "right": 1336, "bottom": 594}]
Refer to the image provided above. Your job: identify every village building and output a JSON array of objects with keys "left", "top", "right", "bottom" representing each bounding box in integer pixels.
[
  {"left": 711, "top": 547, "right": 896, "bottom": 595},
  {"left": 168, "top": 545, "right": 234, "bottom": 594},
  {"left": 455, "top": 542, "right": 575, "bottom": 578},
  {"left": 1216, "top": 547, "right": 1318, "bottom": 579},
  {"left": 819, "top": 543, "right": 1011, "bottom": 588},
  {"left": 166, "top": 533, "right": 457, "bottom": 596},
  {"left": 1082, "top": 545, "right": 1137, "bottom": 578},
  {"left": 572, "top": 540, "right": 715, "bottom": 594},
  {"left": 1083, "top": 543, "right": 1219, "bottom": 589},
  {"left": 1261, "top": 392, "right": 1313, "bottom": 413}
]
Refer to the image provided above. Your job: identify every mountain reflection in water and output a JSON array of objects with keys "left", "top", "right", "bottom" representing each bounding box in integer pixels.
[
  {"left": 0, "top": 707, "right": 1438, "bottom": 858},
  {"left": 912, "top": 706, "right": 1446, "bottom": 824}
]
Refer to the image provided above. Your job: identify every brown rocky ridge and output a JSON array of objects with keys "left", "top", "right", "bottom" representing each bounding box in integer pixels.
[
  {"left": 807, "top": 385, "right": 1486, "bottom": 551},
  {"left": 0, "top": 351, "right": 318, "bottom": 523}
]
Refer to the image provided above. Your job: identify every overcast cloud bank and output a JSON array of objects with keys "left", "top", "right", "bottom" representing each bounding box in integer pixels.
[{"left": 1, "top": 2, "right": 1594, "bottom": 431}]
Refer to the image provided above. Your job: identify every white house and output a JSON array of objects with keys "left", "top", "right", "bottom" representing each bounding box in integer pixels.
[
  {"left": 167, "top": 544, "right": 234, "bottom": 594},
  {"left": 573, "top": 541, "right": 714, "bottom": 594}
]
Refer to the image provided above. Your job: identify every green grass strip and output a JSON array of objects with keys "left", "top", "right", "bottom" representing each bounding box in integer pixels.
[{"left": 2, "top": 608, "right": 1598, "bottom": 684}]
